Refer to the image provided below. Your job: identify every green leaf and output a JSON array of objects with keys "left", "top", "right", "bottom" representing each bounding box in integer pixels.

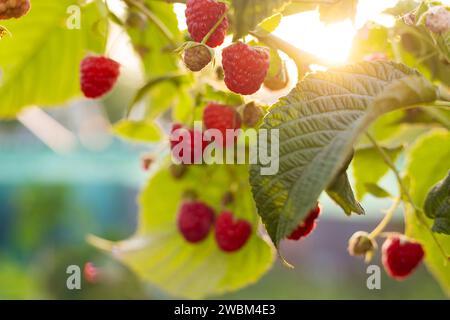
[
  {"left": 319, "top": 0, "right": 358, "bottom": 24},
  {"left": 404, "top": 130, "right": 450, "bottom": 296},
  {"left": 231, "top": 0, "right": 291, "bottom": 40},
  {"left": 127, "top": 1, "right": 184, "bottom": 119},
  {"left": 364, "top": 183, "right": 392, "bottom": 198},
  {"left": 113, "top": 120, "right": 163, "bottom": 142},
  {"left": 326, "top": 172, "right": 365, "bottom": 216},
  {"left": 90, "top": 163, "right": 274, "bottom": 299},
  {"left": 258, "top": 13, "right": 282, "bottom": 33},
  {"left": 127, "top": 1, "right": 180, "bottom": 76},
  {"left": 352, "top": 146, "right": 402, "bottom": 200},
  {"left": 250, "top": 61, "right": 437, "bottom": 247},
  {"left": 424, "top": 171, "right": 450, "bottom": 235},
  {"left": 0, "top": 0, "right": 107, "bottom": 119}
]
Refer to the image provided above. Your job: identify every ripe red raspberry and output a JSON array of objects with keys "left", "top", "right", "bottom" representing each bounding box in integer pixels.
[
  {"left": 185, "top": 0, "right": 228, "bottom": 48},
  {"left": 80, "top": 56, "right": 120, "bottom": 99},
  {"left": 0, "top": 0, "right": 30, "bottom": 20},
  {"left": 178, "top": 201, "right": 215, "bottom": 243},
  {"left": 203, "top": 103, "right": 241, "bottom": 147},
  {"left": 287, "top": 205, "right": 321, "bottom": 240},
  {"left": 170, "top": 124, "right": 209, "bottom": 164},
  {"left": 382, "top": 235, "right": 425, "bottom": 280},
  {"left": 215, "top": 211, "right": 252, "bottom": 252},
  {"left": 84, "top": 262, "right": 99, "bottom": 284},
  {"left": 222, "top": 42, "right": 270, "bottom": 95}
]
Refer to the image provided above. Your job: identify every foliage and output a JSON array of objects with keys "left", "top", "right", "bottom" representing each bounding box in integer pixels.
[{"left": 1, "top": 0, "right": 450, "bottom": 298}]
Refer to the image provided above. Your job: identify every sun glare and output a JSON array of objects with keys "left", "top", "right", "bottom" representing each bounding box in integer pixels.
[
  {"left": 173, "top": 0, "right": 405, "bottom": 66},
  {"left": 274, "top": 12, "right": 355, "bottom": 65},
  {"left": 274, "top": 0, "right": 400, "bottom": 65}
]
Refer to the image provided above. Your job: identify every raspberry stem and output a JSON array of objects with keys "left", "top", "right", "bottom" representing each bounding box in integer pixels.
[
  {"left": 201, "top": 11, "right": 228, "bottom": 45},
  {"left": 124, "top": 0, "right": 176, "bottom": 46},
  {"left": 369, "top": 197, "right": 401, "bottom": 239}
]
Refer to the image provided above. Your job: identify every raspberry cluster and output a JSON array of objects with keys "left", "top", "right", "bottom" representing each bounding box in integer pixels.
[{"left": 177, "top": 200, "right": 252, "bottom": 253}]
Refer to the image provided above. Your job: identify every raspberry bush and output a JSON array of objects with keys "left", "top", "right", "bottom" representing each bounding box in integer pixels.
[{"left": 1, "top": 0, "right": 450, "bottom": 299}]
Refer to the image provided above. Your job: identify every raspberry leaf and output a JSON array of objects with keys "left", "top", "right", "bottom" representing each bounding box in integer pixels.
[
  {"left": 352, "top": 146, "right": 402, "bottom": 200},
  {"left": 282, "top": 0, "right": 358, "bottom": 23},
  {"left": 250, "top": 61, "right": 437, "bottom": 247},
  {"left": 326, "top": 172, "right": 364, "bottom": 216},
  {"left": 89, "top": 162, "right": 274, "bottom": 299},
  {"left": 231, "top": 0, "right": 291, "bottom": 40},
  {"left": 405, "top": 131, "right": 450, "bottom": 296},
  {"left": 126, "top": 1, "right": 185, "bottom": 119},
  {"left": 424, "top": 171, "right": 450, "bottom": 235},
  {"left": 113, "top": 120, "right": 162, "bottom": 142},
  {"left": 318, "top": 0, "right": 358, "bottom": 24},
  {"left": 0, "top": 0, "right": 107, "bottom": 119},
  {"left": 364, "top": 183, "right": 392, "bottom": 199}
]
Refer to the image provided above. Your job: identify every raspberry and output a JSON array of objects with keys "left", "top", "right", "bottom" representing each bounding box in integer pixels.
[
  {"left": 215, "top": 211, "right": 252, "bottom": 252},
  {"left": 382, "top": 235, "right": 425, "bottom": 280},
  {"left": 170, "top": 123, "right": 210, "bottom": 164},
  {"left": 80, "top": 56, "right": 120, "bottom": 99},
  {"left": 141, "top": 154, "right": 154, "bottom": 171},
  {"left": 287, "top": 205, "right": 321, "bottom": 240},
  {"left": 243, "top": 102, "right": 264, "bottom": 127},
  {"left": 169, "top": 163, "right": 188, "bottom": 179},
  {"left": 264, "top": 61, "right": 289, "bottom": 91},
  {"left": 178, "top": 201, "right": 215, "bottom": 243},
  {"left": 222, "top": 42, "right": 270, "bottom": 95},
  {"left": 84, "top": 262, "right": 99, "bottom": 284},
  {"left": 425, "top": 6, "right": 450, "bottom": 34},
  {"left": 185, "top": 0, "right": 228, "bottom": 48},
  {"left": 203, "top": 103, "right": 241, "bottom": 147},
  {"left": 348, "top": 231, "right": 376, "bottom": 257},
  {"left": 184, "top": 44, "right": 212, "bottom": 72},
  {"left": 0, "top": 0, "right": 30, "bottom": 20}
]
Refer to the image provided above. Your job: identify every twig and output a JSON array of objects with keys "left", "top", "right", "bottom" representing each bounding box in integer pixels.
[
  {"left": 201, "top": 11, "right": 227, "bottom": 45},
  {"left": 250, "top": 29, "right": 332, "bottom": 72},
  {"left": 369, "top": 197, "right": 401, "bottom": 239},
  {"left": 124, "top": 0, "right": 176, "bottom": 45}
]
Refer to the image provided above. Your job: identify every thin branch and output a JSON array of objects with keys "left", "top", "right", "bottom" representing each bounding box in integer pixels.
[
  {"left": 124, "top": 0, "right": 176, "bottom": 45},
  {"left": 369, "top": 197, "right": 401, "bottom": 239},
  {"left": 250, "top": 29, "right": 332, "bottom": 72},
  {"left": 201, "top": 11, "right": 227, "bottom": 45}
]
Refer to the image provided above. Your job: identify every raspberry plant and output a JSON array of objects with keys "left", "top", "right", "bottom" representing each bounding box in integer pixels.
[{"left": 1, "top": 0, "right": 450, "bottom": 299}]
